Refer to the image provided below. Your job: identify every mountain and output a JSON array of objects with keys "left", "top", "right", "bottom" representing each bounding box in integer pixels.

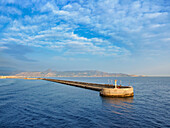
[{"left": 13, "top": 70, "right": 141, "bottom": 77}]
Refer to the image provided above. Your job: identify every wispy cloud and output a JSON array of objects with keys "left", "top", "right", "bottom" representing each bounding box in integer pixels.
[
  {"left": 0, "top": 6, "right": 22, "bottom": 15},
  {"left": 52, "top": 56, "right": 89, "bottom": 61},
  {"left": 3, "top": 44, "right": 36, "bottom": 62},
  {"left": 0, "top": 0, "right": 169, "bottom": 74},
  {"left": 0, "top": 46, "right": 8, "bottom": 51},
  {"left": 1, "top": 16, "right": 127, "bottom": 56}
]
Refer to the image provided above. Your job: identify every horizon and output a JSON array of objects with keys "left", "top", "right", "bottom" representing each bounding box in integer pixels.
[
  {"left": 1, "top": 68, "right": 170, "bottom": 77},
  {"left": 0, "top": 0, "right": 170, "bottom": 76}
]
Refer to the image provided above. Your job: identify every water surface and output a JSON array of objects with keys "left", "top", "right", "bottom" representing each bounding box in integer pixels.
[{"left": 0, "top": 77, "right": 169, "bottom": 127}]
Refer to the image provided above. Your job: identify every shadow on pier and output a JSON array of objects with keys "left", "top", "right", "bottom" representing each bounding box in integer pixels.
[{"left": 42, "top": 78, "right": 116, "bottom": 91}]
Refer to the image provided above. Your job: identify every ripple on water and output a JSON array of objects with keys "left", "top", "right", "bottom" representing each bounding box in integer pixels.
[{"left": 0, "top": 77, "right": 170, "bottom": 127}]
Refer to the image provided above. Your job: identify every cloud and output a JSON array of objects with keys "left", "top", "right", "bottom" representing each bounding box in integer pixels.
[
  {"left": 3, "top": 44, "right": 36, "bottom": 62},
  {"left": 52, "top": 56, "right": 89, "bottom": 61},
  {"left": 0, "top": 0, "right": 16, "bottom": 4},
  {"left": 40, "top": 2, "right": 58, "bottom": 13},
  {"left": 144, "top": 12, "right": 168, "bottom": 19},
  {"left": 150, "top": 24, "right": 166, "bottom": 28},
  {"left": 0, "top": 46, "right": 8, "bottom": 50},
  {"left": 0, "top": 15, "right": 11, "bottom": 24},
  {"left": 2, "top": 16, "right": 128, "bottom": 56},
  {"left": 0, "top": 0, "right": 169, "bottom": 59},
  {"left": 0, "top": 0, "right": 169, "bottom": 75},
  {"left": 0, "top": 6, "right": 22, "bottom": 15},
  {"left": 71, "top": 32, "right": 89, "bottom": 41},
  {"left": 162, "top": 38, "right": 170, "bottom": 42}
]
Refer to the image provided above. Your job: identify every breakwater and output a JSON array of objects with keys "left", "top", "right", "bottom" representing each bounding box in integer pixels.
[
  {"left": 42, "top": 78, "right": 109, "bottom": 91},
  {"left": 1, "top": 77, "right": 169, "bottom": 127},
  {"left": 0, "top": 76, "right": 134, "bottom": 97},
  {"left": 42, "top": 78, "right": 134, "bottom": 97}
]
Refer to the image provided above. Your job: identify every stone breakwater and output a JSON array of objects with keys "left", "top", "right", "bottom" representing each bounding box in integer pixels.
[
  {"left": 42, "top": 78, "right": 134, "bottom": 97},
  {"left": 42, "top": 78, "right": 107, "bottom": 91},
  {"left": 0, "top": 76, "right": 134, "bottom": 97}
]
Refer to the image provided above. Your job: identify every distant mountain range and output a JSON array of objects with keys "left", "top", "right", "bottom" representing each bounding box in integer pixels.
[{"left": 11, "top": 69, "right": 143, "bottom": 77}]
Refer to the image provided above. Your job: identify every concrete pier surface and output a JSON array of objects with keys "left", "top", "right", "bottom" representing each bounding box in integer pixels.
[
  {"left": 100, "top": 88, "right": 134, "bottom": 97},
  {"left": 0, "top": 76, "right": 134, "bottom": 97},
  {"left": 42, "top": 78, "right": 134, "bottom": 98},
  {"left": 42, "top": 78, "right": 105, "bottom": 91}
]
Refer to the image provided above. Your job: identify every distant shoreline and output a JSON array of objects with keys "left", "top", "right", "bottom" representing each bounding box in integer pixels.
[{"left": 0, "top": 75, "right": 170, "bottom": 79}]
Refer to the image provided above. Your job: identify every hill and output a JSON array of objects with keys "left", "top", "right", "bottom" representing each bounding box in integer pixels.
[{"left": 14, "top": 70, "right": 141, "bottom": 77}]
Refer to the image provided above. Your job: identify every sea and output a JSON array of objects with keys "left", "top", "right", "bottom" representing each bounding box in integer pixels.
[{"left": 0, "top": 77, "right": 169, "bottom": 128}]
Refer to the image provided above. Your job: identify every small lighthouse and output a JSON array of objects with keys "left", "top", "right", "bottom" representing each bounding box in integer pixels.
[
  {"left": 100, "top": 79, "right": 134, "bottom": 97},
  {"left": 115, "top": 80, "right": 117, "bottom": 88}
]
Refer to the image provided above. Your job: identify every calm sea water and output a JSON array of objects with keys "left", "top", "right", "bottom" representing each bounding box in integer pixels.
[{"left": 0, "top": 77, "right": 169, "bottom": 128}]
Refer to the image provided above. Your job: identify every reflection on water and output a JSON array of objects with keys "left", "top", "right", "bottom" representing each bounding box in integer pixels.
[
  {"left": 0, "top": 77, "right": 169, "bottom": 127},
  {"left": 102, "top": 97, "right": 134, "bottom": 104},
  {"left": 101, "top": 97, "right": 134, "bottom": 115}
]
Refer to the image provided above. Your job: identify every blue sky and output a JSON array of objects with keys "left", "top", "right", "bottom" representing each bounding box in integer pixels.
[{"left": 0, "top": 0, "right": 170, "bottom": 76}]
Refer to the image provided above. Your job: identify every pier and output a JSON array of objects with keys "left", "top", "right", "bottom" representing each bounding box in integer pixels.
[
  {"left": 42, "top": 78, "right": 107, "bottom": 91},
  {"left": 42, "top": 78, "right": 134, "bottom": 97},
  {"left": 0, "top": 76, "right": 134, "bottom": 97}
]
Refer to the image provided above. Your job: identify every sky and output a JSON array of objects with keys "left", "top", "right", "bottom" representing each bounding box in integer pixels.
[{"left": 0, "top": 0, "right": 170, "bottom": 76}]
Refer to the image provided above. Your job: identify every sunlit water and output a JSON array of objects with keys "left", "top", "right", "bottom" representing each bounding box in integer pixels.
[{"left": 0, "top": 77, "right": 170, "bottom": 127}]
